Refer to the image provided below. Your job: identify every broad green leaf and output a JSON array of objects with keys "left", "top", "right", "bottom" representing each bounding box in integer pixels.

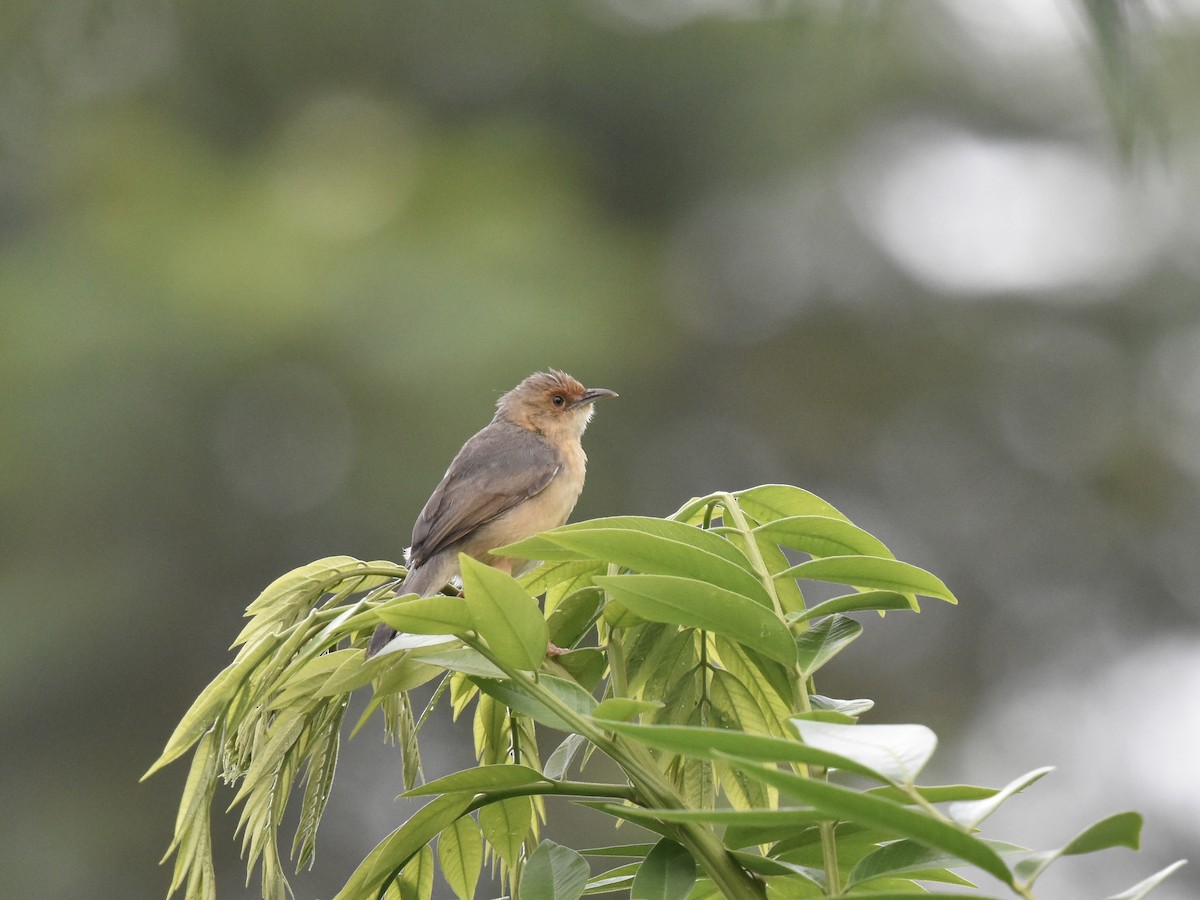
[
  {"left": 521, "top": 840, "right": 591, "bottom": 900},
  {"left": 405, "top": 765, "right": 550, "bottom": 797},
  {"left": 756, "top": 516, "right": 894, "bottom": 560},
  {"left": 595, "top": 575, "right": 796, "bottom": 666},
  {"left": 848, "top": 838, "right": 1025, "bottom": 887},
  {"left": 795, "top": 615, "right": 862, "bottom": 677},
  {"left": 712, "top": 637, "right": 794, "bottom": 730},
  {"left": 439, "top": 816, "right": 482, "bottom": 900},
  {"left": 478, "top": 795, "right": 533, "bottom": 868},
  {"left": 601, "top": 721, "right": 891, "bottom": 782},
  {"left": 1016, "top": 812, "right": 1143, "bottom": 885},
  {"left": 764, "top": 874, "right": 825, "bottom": 899},
  {"left": 554, "top": 648, "right": 607, "bottom": 691},
  {"left": 334, "top": 793, "right": 475, "bottom": 900},
  {"left": 502, "top": 518, "right": 771, "bottom": 608},
  {"left": 726, "top": 758, "right": 1013, "bottom": 886},
  {"left": 375, "top": 594, "right": 473, "bottom": 635},
  {"left": 593, "top": 698, "right": 664, "bottom": 721},
  {"left": 789, "top": 591, "right": 914, "bottom": 624},
  {"left": 784, "top": 556, "right": 956, "bottom": 606},
  {"left": 735, "top": 485, "right": 851, "bottom": 524},
  {"left": 583, "top": 862, "right": 641, "bottom": 896},
  {"left": 631, "top": 839, "right": 696, "bottom": 900},
  {"left": 398, "top": 844, "right": 435, "bottom": 900},
  {"left": 461, "top": 555, "right": 548, "bottom": 671},
  {"left": 414, "top": 647, "right": 506, "bottom": 679},
  {"left": 708, "top": 668, "right": 771, "bottom": 736},
  {"left": 947, "top": 767, "right": 1054, "bottom": 828},
  {"left": 474, "top": 674, "right": 597, "bottom": 733},
  {"left": 790, "top": 720, "right": 937, "bottom": 785},
  {"left": 1107, "top": 860, "right": 1189, "bottom": 900},
  {"left": 547, "top": 588, "right": 604, "bottom": 648},
  {"left": 521, "top": 559, "right": 604, "bottom": 597}
]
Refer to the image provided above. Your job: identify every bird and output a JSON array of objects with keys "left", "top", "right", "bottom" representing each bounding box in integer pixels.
[{"left": 366, "top": 370, "right": 617, "bottom": 658}]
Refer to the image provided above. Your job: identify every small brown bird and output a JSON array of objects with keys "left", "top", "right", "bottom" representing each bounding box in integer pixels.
[{"left": 367, "top": 370, "right": 617, "bottom": 657}]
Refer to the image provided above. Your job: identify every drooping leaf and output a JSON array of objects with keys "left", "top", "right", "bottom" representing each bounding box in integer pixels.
[
  {"left": 794, "top": 614, "right": 862, "bottom": 677},
  {"left": 500, "top": 516, "right": 767, "bottom": 603},
  {"left": 375, "top": 594, "right": 473, "bottom": 636},
  {"left": 756, "top": 516, "right": 894, "bottom": 560},
  {"left": 474, "top": 674, "right": 597, "bottom": 733},
  {"left": 544, "top": 733, "right": 587, "bottom": 781},
  {"left": 848, "top": 838, "right": 1025, "bottom": 887},
  {"left": 460, "top": 555, "right": 548, "bottom": 671},
  {"left": 725, "top": 758, "right": 1013, "bottom": 886},
  {"left": 334, "top": 793, "right": 475, "bottom": 900},
  {"left": 478, "top": 795, "right": 534, "bottom": 868},
  {"left": 789, "top": 591, "right": 914, "bottom": 624},
  {"left": 438, "top": 815, "right": 482, "bottom": 900},
  {"left": 790, "top": 720, "right": 937, "bottom": 785},
  {"left": 405, "top": 765, "right": 549, "bottom": 797},
  {"left": 630, "top": 839, "right": 696, "bottom": 900},
  {"left": 521, "top": 840, "right": 592, "bottom": 900},
  {"left": 595, "top": 575, "right": 796, "bottom": 666},
  {"left": 398, "top": 844, "right": 435, "bottom": 900},
  {"left": 784, "top": 556, "right": 956, "bottom": 607}
]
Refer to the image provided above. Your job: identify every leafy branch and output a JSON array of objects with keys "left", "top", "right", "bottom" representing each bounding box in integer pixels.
[{"left": 146, "top": 485, "right": 1184, "bottom": 900}]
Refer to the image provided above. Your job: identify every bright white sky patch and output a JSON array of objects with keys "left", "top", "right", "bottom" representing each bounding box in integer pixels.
[{"left": 847, "top": 123, "right": 1165, "bottom": 298}]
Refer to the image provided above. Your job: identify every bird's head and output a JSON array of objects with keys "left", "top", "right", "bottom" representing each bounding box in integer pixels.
[{"left": 495, "top": 370, "right": 617, "bottom": 439}]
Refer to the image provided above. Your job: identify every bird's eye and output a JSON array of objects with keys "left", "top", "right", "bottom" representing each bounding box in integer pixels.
[{"left": 552, "top": 394, "right": 565, "bottom": 407}]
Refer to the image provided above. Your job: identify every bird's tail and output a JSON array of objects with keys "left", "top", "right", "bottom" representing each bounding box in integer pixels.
[{"left": 364, "top": 557, "right": 454, "bottom": 658}]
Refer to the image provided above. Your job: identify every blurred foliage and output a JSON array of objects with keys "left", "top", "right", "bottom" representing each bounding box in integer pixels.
[{"left": 2, "top": 1, "right": 1199, "bottom": 898}]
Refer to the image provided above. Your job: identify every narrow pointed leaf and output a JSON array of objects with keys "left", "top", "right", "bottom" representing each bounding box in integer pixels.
[
  {"left": 726, "top": 758, "right": 1013, "bottom": 886},
  {"left": 375, "top": 594, "right": 473, "bottom": 635},
  {"left": 1107, "top": 860, "right": 1189, "bottom": 900},
  {"left": 478, "top": 795, "right": 533, "bottom": 868},
  {"left": 474, "top": 674, "right": 597, "bottom": 732},
  {"left": 404, "top": 765, "right": 550, "bottom": 797},
  {"left": 522, "top": 840, "right": 592, "bottom": 900},
  {"left": 735, "top": 484, "right": 851, "bottom": 524},
  {"left": 593, "top": 698, "right": 664, "bottom": 721},
  {"left": 460, "top": 555, "right": 548, "bottom": 671},
  {"left": 595, "top": 575, "right": 796, "bottom": 666},
  {"left": 789, "top": 591, "right": 914, "bottom": 624},
  {"left": 947, "top": 767, "right": 1054, "bottom": 828},
  {"left": 756, "top": 516, "right": 894, "bottom": 560},
  {"left": 631, "top": 839, "right": 696, "bottom": 900},
  {"left": 784, "top": 556, "right": 956, "bottom": 606},
  {"left": 848, "top": 838, "right": 1025, "bottom": 886},
  {"left": 334, "top": 793, "right": 475, "bottom": 900},
  {"left": 790, "top": 720, "right": 937, "bottom": 785},
  {"left": 1016, "top": 812, "right": 1143, "bottom": 885}
]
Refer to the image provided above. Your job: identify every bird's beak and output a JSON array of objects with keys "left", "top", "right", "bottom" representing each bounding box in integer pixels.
[{"left": 574, "top": 387, "right": 618, "bottom": 407}]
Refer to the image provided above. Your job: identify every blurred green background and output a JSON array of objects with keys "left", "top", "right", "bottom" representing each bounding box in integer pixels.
[{"left": 3, "top": 0, "right": 1199, "bottom": 897}]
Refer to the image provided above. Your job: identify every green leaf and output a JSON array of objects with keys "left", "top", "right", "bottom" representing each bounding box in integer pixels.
[
  {"left": 474, "top": 674, "right": 597, "bottom": 733},
  {"left": 547, "top": 587, "right": 604, "bottom": 649},
  {"left": 521, "top": 840, "right": 592, "bottom": 900},
  {"left": 593, "top": 698, "right": 664, "bottom": 721},
  {"left": 595, "top": 574, "right": 796, "bottom": 666},
  {"left": 521, "top": 559, "right": 604, "bottom": 597},
  {"left": 1107, "top": 860, "right": 1189, "bottom": 900},
  {"left": 414, "top": 647, "right": 506, "bottom": 679},
  {"left": 735, "top": 485, "right": 851, "bottom": 524},
  {"left": 460, "top": 555, "right": 549, "bottom": 671},
  {"left": 375, "top": 594, "right": 474, "bottom": 635},
  {"left": 631, "top": 839, "right": 696, "bottom": 900},
  {"left": 726, "top": 758, "right": 1013, "bottom": 886},
  {"left": 947, "top": 767, "right": 1054, "bottom": 828},
  {"left": 398, "top": 844, "right": 435, "bottom": 900},
  {"left": 499, "top": 516, "right": 769, "bottom": 606},
  {"left": 334, "top": 793, "right": 475, "bottom": 900},
  {"left": 789, "top": 591, "right": 914, "bottom": 624},
  {"left": 756, "top": 516, "right": 894, "bottom": 560},
  {"left": 544, "top": 733, "right": 587, "bottom": 781},
  {"left": 790, "top": 720, "right": 937, "bottom": 784},
  {"left": 794, "top": 614, "right": 862, "bottom": 677},
  {"left": 784, "top": 556, "right": 956, "bottom": 606},
  {"left": 583, "top": 862, "right": 641, "bottom": 896},
  {"left": 809, "top": 695, "right": 873, "bottom": 719},
  {"left": 554, "top": 648, "right": 607, "bottom": 691},
  {"left": 478, "top": 795, "right": 533, "bottom": 868},
  {"left": 848, "top": 838, "right": 1024, "bottom": 887},
  {"left": 439, "top": 816, "right": 483, "bottom": 900},
  {"left": 1016, "top": 812, "right": 1143, "bottom": 885},
  {"left": 601, "top": 721, "right": 893, "bottom": 782},
  {"left": 405, "top": 765, "right": 550, "bottom": 797},
  {"left": 839, "top": 894, "right": 1005, "bottom": 900}
]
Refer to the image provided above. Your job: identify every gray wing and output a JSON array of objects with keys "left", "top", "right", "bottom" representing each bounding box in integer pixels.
[{"left": 409, "top": 421, "right": 561, "bottom": 566}]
